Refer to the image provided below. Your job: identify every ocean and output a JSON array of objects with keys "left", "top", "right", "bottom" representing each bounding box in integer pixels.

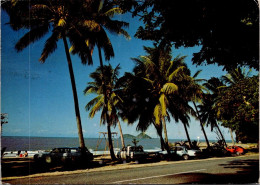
[{"left": 1, "top": 136, "right": 227, "bottom": 152}]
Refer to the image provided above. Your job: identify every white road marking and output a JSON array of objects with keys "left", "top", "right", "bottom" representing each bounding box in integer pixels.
[{"left": 111, "top": 169, "right": 207, "bottom": 184}]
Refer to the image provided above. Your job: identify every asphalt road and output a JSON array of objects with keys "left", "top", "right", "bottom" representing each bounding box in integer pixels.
[{"left": 3, "top": 155, "right": 259, "bottom": 184}]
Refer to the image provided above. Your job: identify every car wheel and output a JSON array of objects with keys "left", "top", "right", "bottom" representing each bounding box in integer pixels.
[
  {"left": 183, "top": 154, "right": 189, "bottom": 160},
  {"left": 45, "top": 156, "right": 52, "bottom": 163},
  {"left": 236, "top": 152, "right": 241, "bottom": 156}
]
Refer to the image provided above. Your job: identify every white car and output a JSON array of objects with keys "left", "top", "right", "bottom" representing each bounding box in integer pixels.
[
  {"left": 159, "top": 146, "right": 201, "bottom": 160},
  {"left": 117, "top": 146, "right": 148, "bottom": 161}
]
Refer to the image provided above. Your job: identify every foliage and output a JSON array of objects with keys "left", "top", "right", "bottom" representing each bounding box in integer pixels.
[
  {"left": 217, "top": 75, "right": 259, "bottom": 143},
  {"left": 121, "top": 45, "right": 189, "bottom": 130},
  {"left": 84, "top": 64, "right": 124, "bottom": 126},
  {"left": 199, "top": 77, "right": 225, "bottom": 131},
  {"left": 117, "top": 0, "right": 259, "bottom": 71},
  {"left": 1, "top": 0, "right": 102, "bottom": 148},
  {"left": 119, "top": 45, "right": 199, "bottom": 151}
]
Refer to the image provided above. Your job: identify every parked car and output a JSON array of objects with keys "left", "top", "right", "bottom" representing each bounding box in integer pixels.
[
  {"left": 226, "top": 146, "right": 245, "bottom": 155},
  {"left": 116, "top": 145, "right": 148, "bottom": 162},
  {"left": 159, "top": 146, "right": 201, "bottom": 160},
  {"left": 34, "top": 147, "right": 93, "bottom": 165}
]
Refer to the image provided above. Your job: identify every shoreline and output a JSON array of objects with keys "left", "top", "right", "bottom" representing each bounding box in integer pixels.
[{"left": 2, "top": 142, "right": 258, "bottom": 159}]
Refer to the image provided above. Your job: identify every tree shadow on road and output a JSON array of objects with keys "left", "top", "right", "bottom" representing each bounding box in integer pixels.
[
  {"left": 172, "top": 159, "right": 259, "bottom": 184},
  {"left": 1, "top": 158, "right": 115, "bottom": 178}
]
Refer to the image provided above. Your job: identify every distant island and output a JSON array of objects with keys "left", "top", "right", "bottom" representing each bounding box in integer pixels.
[{"left": 122, "top": 133, "right": 152, "bottom": 139}]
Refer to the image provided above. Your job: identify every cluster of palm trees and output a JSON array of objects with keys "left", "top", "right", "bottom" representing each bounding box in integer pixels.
[
  {"left": 84, "top": 44, "right": 237, "bottom": 159},
  {"left": 85, "top": 43, "right": 256, "bottom": 159},
  {"left": 2, "top": 0, "right": 129, "bottom": 160},
  {"left": 3, "top": 0, "right": 256, "bottom": 160}
]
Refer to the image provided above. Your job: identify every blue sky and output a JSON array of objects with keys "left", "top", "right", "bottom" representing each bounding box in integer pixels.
[{"left": 1, "top": 11, "right": 237, "bottom": 141}]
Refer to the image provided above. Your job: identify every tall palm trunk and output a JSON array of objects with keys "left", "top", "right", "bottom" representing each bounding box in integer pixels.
[
  {"left": 117, "top": 120, "right": 125, "bottom": 148},
  {"left": 162, "top": 117, "right": 169, "bottom": 147},
  {"left": 183, "top": 123, "right": 192, "bottom": 148},
  {"left": 193, "top": 101, "right": 210, "bottom": 148},
  {"left": 154, "top": 122, "right": 170, "bottom": 154},
  {"left": 98, "top": 46, "right": 116, "bottom": 160},
  {"left": 154, "top": 123, "right": 165, "bottom": 151},
  {"left": 62, "top": 36, "right": 85, "bottom": 149},
  {"left": 215, "top": 123, "right": 227, "bottom": 147},
  {"left": 229, "top": 128, "right": 235, "bottom": 145}
]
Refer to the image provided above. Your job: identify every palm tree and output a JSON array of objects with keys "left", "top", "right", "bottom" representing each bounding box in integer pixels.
[
  {"left": 221, "top": 68, "right": 252, "bottom": 85},
  {"left": 185, "top": 70, "right": 211, "bottom": 148},
  {"left": 134, "top": 45, "right": 181, "bottom": 152},
  {"left": 76, "top": 0, "right": 130, "bottom": 160},
  {"left": 2, "top": 0, "right": 99, "bottom": 149},
  {"left": 199, "top": 77, "right": 227, "bottom": 146},
  {"left": 121, "top": 45, "right": 196, "bottom": 153},
  {"left": 168, "top": 97, "right": 194, "bottom": 148},
  {"left": 84, "top": 64, "right": 126, "bottom": 154}
]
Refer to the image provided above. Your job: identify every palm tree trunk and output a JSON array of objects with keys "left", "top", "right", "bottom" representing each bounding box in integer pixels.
[
  {"left": 216, "top": 123, "right": 227, "bottom": 147},
  {"left": 154, "top": 124, "right": 165, "bottom": 151},
  {"left": 117, "top": 120, "right": 125, "bottom": 148},
  {"left": 157, "top": 120, "right": 170, "bottom": 154},
  {"left": 162, "top": 117, "right": 169, "bottom": 147},
  {"left": 98, "top": 46, "right": 116, "bottom": 160},
  {"left": 183, "top": 123, "right": 192, "bottom": 148},
  {"left": 229, "top": 128, "right": 235, "bottom": 145},
  {"left": 62, "top": 36, "right": 85, "bottom": 149},
  {"left": 192, "top": 102, "right": 210, "bottom": 148}
]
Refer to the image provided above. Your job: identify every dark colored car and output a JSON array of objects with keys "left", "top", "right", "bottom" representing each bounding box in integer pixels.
[
  {"left": 226, "top": 146, "right": 245, "bottom": 155},
  {"left": 34, "top": 147, "right": 93, "bottom": 165}
]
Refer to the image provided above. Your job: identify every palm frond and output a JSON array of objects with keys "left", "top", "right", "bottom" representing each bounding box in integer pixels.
[
  {"left": 101, "top": 18, "right": 130, "bottom": 39},
  {"left": 160, "top": 83, "right": 178, "bottom": 95},
  {"left": 39, "top": 29, "right": 60, "bottom": 62},
  {"left": 68, "top": 31, "right": 94, "bottom": 65},
  {"left": 192, "top": 69, "right": 202, "bottom": 78},
  {"left": 168, "top": 66, "right": 186, "bottom": 82},
  {"left": 153, "top": 104, "right": 162, "bottom": 125},
  {"left": 84, "top": 86, "right": 99, "bottom": 95},
  {"left": 104, "top": 7, "right": 123, "bottom": 17},
  {"left": 89, "top": 96, "right": 104, "bottom": 118},
  {"left": 96, "top": 27, "right": 115, "bottom": 60},
  {"left": 15, "top": 24, "right": 50, "bottom": 51},
  {"left": 83, "top": 20, "right": 101, "bottom": 32},
  {"left": 159, "top": 94, "right": 167, "bottom": 116},
  {"left": 85, "top": 95, "right": 102, "bottom": 111}
]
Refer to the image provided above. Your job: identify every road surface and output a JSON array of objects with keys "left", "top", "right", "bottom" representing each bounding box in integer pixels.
[{"left": 2, "top": 155, "right": 259, "bottom": 184}]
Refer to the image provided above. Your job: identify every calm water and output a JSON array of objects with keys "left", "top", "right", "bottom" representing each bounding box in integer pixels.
[{"left": 1, "top": 136, "right": 228, "bottom": 151}]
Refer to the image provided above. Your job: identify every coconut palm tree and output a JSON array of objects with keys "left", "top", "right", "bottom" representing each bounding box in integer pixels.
[
  {"left": 221, "top": 68, "right": 252, "bottom": 86},
  {"left": 199, "top": 77, "right": 227, "bottom": 146},
  {"left": 120, "top": 45, "right": 197, "bottom": 153},
  {"left": 119, "top": 71, "right": 171, "bottom": 152},
  {"left": 2, "top": 0, "right": 99, "bottom": 149},
  {"left": 132, "top": 45, "right": 181, "bottom": 152},
  {"left": 84, "top": 64, "right": 126, "bottom": 152},
  {"left": 75, "top": 0, "right": 130, "bottom": 160},
  {"left": 185, "top": 70, "right": 211, "bottom": 148}
]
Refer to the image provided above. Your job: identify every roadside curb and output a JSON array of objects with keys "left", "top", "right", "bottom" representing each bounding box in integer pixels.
[{"left": 2, "top": 153, "right": 259, "bottom": 181}]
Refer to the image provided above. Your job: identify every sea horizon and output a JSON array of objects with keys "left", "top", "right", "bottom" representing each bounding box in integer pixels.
[
  {"left": 1, "top": 136, "right": 232, "bottom": 152},
  {"left": 1, "top": 135, "right": 225, "bottom": 141}
]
